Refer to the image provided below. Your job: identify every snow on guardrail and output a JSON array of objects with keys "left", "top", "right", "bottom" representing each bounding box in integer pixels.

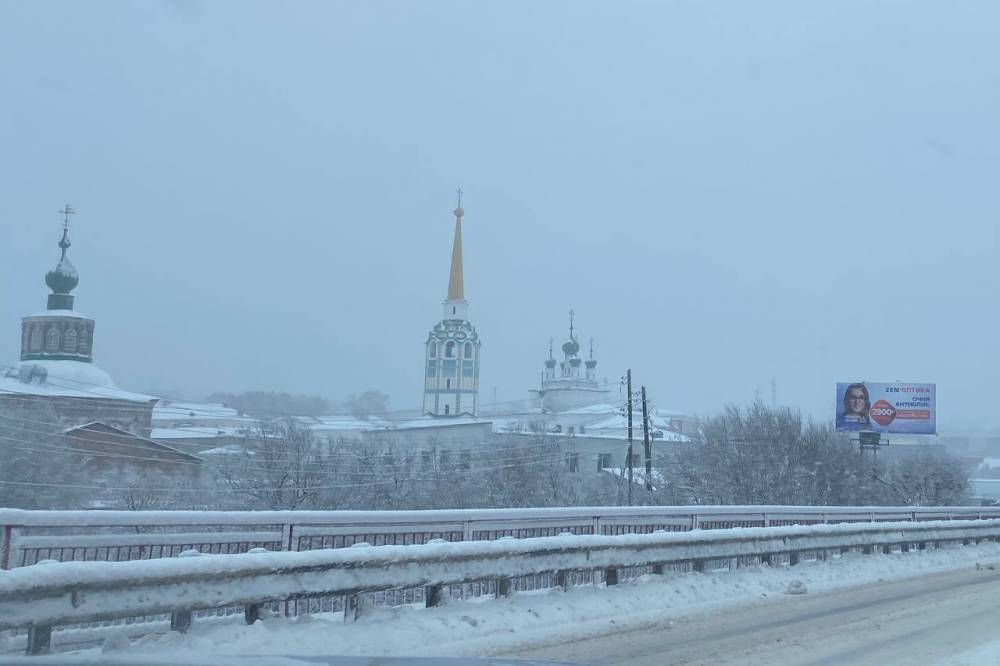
[{"left": 4, "top": 517, "right": 1000, "bottom": 656}]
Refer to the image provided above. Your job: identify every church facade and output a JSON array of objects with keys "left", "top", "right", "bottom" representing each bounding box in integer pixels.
[
  {"left": 532, "top": 311, "right": 611, "bottom": 413},
  {"left": 1, "top": 208, "right": 157, "bottom": 437},
  {"left": 422, "top": 198, "right": 481, "bottom": 417}
]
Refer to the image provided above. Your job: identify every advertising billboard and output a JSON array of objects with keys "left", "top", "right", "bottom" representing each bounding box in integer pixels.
[{"left": 835, "top": 382, "right": 936, "bottom": 434}]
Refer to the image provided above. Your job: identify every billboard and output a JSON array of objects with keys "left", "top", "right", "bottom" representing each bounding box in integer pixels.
[{"left": 835, "top": 382, "right": 936, "bottom": 434}]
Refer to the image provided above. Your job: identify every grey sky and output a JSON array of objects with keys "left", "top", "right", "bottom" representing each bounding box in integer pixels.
[{"left": 1, "top": 1, "right": 998, "bottom": 428}]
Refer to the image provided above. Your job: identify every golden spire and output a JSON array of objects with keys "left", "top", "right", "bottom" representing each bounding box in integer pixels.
[{"left": 446, "top": 188, "right": 465, "bottom": 301}]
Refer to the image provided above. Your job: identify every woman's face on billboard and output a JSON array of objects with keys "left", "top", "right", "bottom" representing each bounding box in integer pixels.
[{"left": 847, "top": 387, "right": 867, "bottom": 415}]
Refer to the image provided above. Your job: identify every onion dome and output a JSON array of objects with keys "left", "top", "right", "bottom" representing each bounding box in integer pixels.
[
  {"left": 46, "top": 207, "right": 80, "bottom": 311},
  {"left": 45, "top": 228, "right": 79, "bottom": 295},
  {"left": 545, "top": 338, "right": 556, "bottom": 368},
  {"left": 562, "top": 338, "right": 580, "bottom": 356},
  {"left": 586, "top": 338, "right": 597, "bottom": 369}
]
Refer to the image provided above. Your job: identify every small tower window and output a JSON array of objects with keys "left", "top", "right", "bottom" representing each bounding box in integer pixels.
[
  {"left": 46, "top": 328, "right": 60, "bottom": 352},
  {"left": 428, "top": 344, "right": 437, "bottom": 359},
  {"left": 445, "top": 341, "right": 455, "bottom": 358},
  {"left": 464, "top": 342, "right": 473, "bottom": 358},
  {"left": 79, "top": 327, "right": 90, "bottom": 353},
  {"left": 64, "top": 328, "right": 78, "bottom": 353},
  {"left": 444, "top": 404, "right": 450, "bottom": 415},
  {"left": 30, "top": 328, "right": 42, "bottom": 351},
  {"left": 446, "top": 378, "right": 451, "bottom": 389},
  {"left": 452, "top": 306, "right": 456, "bottom": 315}
]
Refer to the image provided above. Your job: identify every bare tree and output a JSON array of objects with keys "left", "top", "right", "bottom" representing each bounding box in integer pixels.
[{"left": 217, "top": 418, "right": 331, "bottom": 509}]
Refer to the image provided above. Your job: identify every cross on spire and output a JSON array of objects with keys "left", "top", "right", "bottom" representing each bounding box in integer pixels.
[
  {"left": 59, "top": 204, "right": 75, "bottom": 230},
  {"left": 569, "top": 309, "right": 575, "bottom": 340},
  {"left": 456, "top": 187, "right": 463, "bottom": 209}
]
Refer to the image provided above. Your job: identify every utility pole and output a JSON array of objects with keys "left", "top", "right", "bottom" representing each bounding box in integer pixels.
[
  {"left": 641, "top": 385, "right": 652, "bottom": 493},
  {"left": 626, "top": 369, "right": 633, "bottom": 505}
]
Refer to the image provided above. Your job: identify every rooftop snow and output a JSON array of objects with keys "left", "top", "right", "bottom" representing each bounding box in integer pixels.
[{"left": 0, "top": 362, "right": 156, "bottom": 403}]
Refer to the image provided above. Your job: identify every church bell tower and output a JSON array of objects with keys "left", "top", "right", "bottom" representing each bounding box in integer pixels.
[{"left": 422, "top": 192, "right": 481, "bottom": 417}]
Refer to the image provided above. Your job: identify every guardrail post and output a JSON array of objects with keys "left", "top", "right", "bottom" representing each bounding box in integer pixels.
[
  {"left": 170, "top": 610, "right": 192, "bottom": 633},
  {"left": 245, "top": 603, "right": 261, "bottom": 625},
  {"left": 425, "top": 584, "right": 444, "bottom": 607},
  {"left": 605, "top": 567, "right": 619, "bottom": 586},
  {"left": 692, "top": 559, "right": 706, "bottom": 573},
  {"left": 26, "top": 625, "right": 51, "bottom": 655},
  {"left": 862, "top": 545, "right": 873, "bottom": 555},
  {"left": 963, "top": 538, "right": 971, "bottom": 546},
  {"left": 497, "top": 576, "right": 513, "bottom": 598},
  {"left": 918, "top": 541, "right": 927, "bottom": 550},
  {"left": 652, "top": 563, "right": 665, "bottom": 575},
  {"left": 882, "top": 544, "right": 892, "bottom": 555},
  {"left": 557, "top": 570, "right": 571, "bottom": 590},
  {"left": 789, "top": 551, "right": 800, "bottom": 566},
  {"left": 840, "top": 546, "right": 850, "bottom": 555},
  {"left": 901, "top": 542, "right": 910, "bottom": 553},
  {"left": 1, "top": 525, "right": 13, "bottom": 571},
  {"left": 345, "top": 594, "right": 362, "bottom": 621},
  {"left": 760, "top": 553, "right": 772, "bottom": 566}
]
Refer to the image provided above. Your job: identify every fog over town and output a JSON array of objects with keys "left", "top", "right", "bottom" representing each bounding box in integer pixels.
[
  {"left": 2, "top": 1, "right": 998, "bottom": 429},
  {"left": 6, "top": 4, "right": 1000, "bottom": 664}
]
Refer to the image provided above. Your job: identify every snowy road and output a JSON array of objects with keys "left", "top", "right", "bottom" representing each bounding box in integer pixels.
[{"left": 503, "top": 566, "right": 1000, "bottom": 666}]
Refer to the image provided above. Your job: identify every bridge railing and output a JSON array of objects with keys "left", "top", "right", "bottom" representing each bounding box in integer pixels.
[
  {"left": 2, "top": 505, "right": 997, "bottom": 569},
  {"left": 4, "top": 518, "right": 1000, "bottom": 655}
]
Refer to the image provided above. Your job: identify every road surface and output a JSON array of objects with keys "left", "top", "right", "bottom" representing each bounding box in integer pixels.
[{"left": 501, "top": 566, "right": 1000, "bottom": 665}]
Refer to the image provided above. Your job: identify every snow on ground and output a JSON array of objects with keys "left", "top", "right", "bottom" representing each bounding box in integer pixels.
[
  {"left": 115, "top": 541, "right": 1000, "bottom": 661},
  {"left": 941, "top": 639, "right": 1000, "bottom": 666}
]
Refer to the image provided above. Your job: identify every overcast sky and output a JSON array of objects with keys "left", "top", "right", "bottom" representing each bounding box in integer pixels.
[{"left": 1, "top": 1, "right": 998, "bottom": 428}]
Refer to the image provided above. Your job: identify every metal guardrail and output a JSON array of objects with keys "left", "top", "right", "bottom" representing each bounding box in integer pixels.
[
  {"left": 4, "top": 518, "right": 1000, "bottom": 655},
  {"left": 2, "top": 505, "right": 997, "bottom": 569}
]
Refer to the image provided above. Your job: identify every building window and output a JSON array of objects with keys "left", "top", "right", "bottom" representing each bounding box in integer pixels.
[
  {"left": 446, "top": 378, "right": 451, "bottom": 389},
  {"left": 421, "top": 450, "right": 433, "bottom": 467},
  {"left": 452, "top": 306, "right": 456, "bottom": 315},
  {"left": 597, "top": 453, "right": 613, "bottom": 471},
  {"left": 30, "top": 328, "right": 42, "bottom": 351},
  {"left": 443, "top": 359, "right": 457, "bottom": 376},
  {"left": 462, "top": 361, "right": 475, "bottom": 378},
  {"left": 568, "top": 425, "right": 575, "bottom": 435},
  {"left": 439, "top": 449, "right": 452, "bottom": 467},
  {"left": 460, "top": 449, "right": 472, "bottom": 470},
  {"left": 567, "top": 452, "right": 580, "bottom": 472},
  {"left": 445, "top": 341, "right": 455, "bottom": 358},
  {"left": 79, "top": 327, "right": 90, "bottom": 353},
  {"left": 464, "top": 342, "right": 473, "bottom": 358},
  {"left": 426, "top": 361, "right": 436, "bottom": 378},
  {"left": 444, "top": 404, "right": 450, "bottom": 415},
  {"left": 428, "top": 344, "right": 437, "bottom": 359},
  {"left": 64, "top": 328, "right": 78, "bottom": 353},
  {"left": 45, "top": 328, "right": 60, "bottom": 352}
]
